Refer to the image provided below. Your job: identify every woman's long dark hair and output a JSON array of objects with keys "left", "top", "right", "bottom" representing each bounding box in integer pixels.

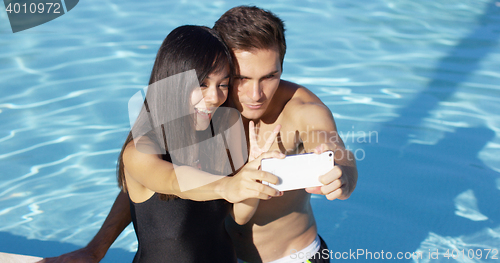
[{"left": 117, "top": 25, "right": 234, "bottom": 200}]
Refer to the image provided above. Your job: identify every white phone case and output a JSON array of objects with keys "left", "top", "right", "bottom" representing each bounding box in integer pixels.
[{"left": 261, "top": 151, "right": 334, "bottom": 191}]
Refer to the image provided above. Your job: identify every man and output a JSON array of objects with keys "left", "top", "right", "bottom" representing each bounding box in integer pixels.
[{"left": 41, "top": 6, "right": 357, "bottom": 263}]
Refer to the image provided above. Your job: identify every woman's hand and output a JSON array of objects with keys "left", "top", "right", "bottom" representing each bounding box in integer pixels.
[
  {"left": 37, "top": 247, "right": 101, "bottom": 263},
  {"left": 219, "top": 121, "right": 284, "bottom": 203},
  {"left": 248, "top": 121, "right": 281, "bottom": 162},
  {"left": 227, "top": 122, "right": 284, "bottom": 224},
  {"left": 219, "top": 150, "right": 284, "bottom": 203},
  {"left": 230, "top": 150, "right": 285, "bottom": 224}
]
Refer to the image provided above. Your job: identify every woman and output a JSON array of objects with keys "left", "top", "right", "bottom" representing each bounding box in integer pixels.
[{"left": 118, "top": 25, "right": 283, "bottom": 263}]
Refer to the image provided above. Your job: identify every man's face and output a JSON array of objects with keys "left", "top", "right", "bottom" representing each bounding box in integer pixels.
[{"left": 232, "top": 48, "right": 282, "bottom": 120}]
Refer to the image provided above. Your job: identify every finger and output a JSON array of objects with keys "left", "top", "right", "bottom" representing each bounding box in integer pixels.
[
  {"left": 318, "top": 172, "right": 335, "bottom": 185},
  {"left": 339, "top": 173, "right": 346, "bottom": 187},
  {"left": 248, "top": 179, "right": 281, "bottom": 197},
  {"left": 318, "top": 166, "right": 341, "bottom": 184},
  {"left": 248, "top": 151, "right": 285, "bottom": 169},
  {"left": 313, "top": 145, "right": 321, "bottom": 154},
  {"left": 249, "top": 170, "right": 279, "bottom": 185},
  {"left": 262, "top": 124, "right": 281, "bottom": 151},
  {"left": 247, "top": 189, "right": 276, "bottom": 200},
  {"left": 333, "top": 166, "right": 342, "bottom": 179},
  {"left": 321, "top": 143, "right": 328, "bottom": 153},
  {"left": 317, "top": 143, "right": 329, "bottom": 154},
  {"left": 326, "top": 188, "right": 342, "bottom": 201},
  {"left": 305, "top": 186, "right": 322, "bottom": 194},
  {"left": 258, "top": 150, "right": 286, "bottom": 160},
  {"left": 320, "top": 179, "right": 342, "bottom": 195},
  {"left": 315, "top": 143, "right": 331, "bottom": 154}
]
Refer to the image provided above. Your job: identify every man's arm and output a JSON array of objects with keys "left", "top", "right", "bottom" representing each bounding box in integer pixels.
[
  {"left": 308, "top": 143, "right": 357, "bottom": 200},
  {"left": 39, "top": 191, "right": 131, "bottom": 263},
  {"left": 291, "top": 94, "right": 358, "bottom": 200}
]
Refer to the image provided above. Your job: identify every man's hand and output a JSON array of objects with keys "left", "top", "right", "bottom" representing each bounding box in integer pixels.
[
  {"left": 37, "top": 247, "right": 100, "bottom": 263},
  {"left": 305, "top": 143, "right": 357, "bottom": 200}
]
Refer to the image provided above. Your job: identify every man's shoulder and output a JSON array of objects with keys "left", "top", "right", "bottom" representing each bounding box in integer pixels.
[
  {"left": 279, "top": 80, "right": 331, "bottom": 120},
  {"left": 279, "top": 80, "right": 317, "bottom": 102}
]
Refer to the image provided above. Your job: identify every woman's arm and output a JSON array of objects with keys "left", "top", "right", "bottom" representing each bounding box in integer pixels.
[
  {"left": 231, "top": 122, "right": 283, "bottom": 225},
  {"left": 123, "top": 139, "right": 281, "bottom": 203},
  {"left": 39, "top": 192, "right": 131, "bottom": 263},
  {"left": 231, "top": 151, "right": 284, "bottom": 224},
  {"left": 233, "top": 199, "right": 259, "bottom": 225}
]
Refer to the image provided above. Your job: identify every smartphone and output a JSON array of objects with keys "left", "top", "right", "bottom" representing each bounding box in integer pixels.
[{"left": 261, "top": 151, "right": 334, "bottom": 191}]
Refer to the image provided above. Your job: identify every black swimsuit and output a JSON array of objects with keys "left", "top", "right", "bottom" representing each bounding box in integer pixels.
[{"left": 130, "top": 193, "right": 237, "bottom": 263}]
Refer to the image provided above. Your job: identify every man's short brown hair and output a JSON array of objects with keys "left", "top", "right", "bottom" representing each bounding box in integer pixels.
[{"left": 213, "top": 6, "right": 286, "bottom": 68}]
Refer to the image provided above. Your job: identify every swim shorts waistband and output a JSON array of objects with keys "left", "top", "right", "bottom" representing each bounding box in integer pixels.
[{"left": 238, "top": 235, "right": 321, "bottom": 263}]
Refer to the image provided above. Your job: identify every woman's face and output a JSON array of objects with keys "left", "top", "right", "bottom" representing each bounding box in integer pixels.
[{"left": 190, "top": 65, "right": 230, "bottom": 130}]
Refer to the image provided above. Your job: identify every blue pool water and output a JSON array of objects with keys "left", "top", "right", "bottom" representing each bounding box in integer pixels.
[{"left": 1, "top": 0, "right": 500, "bottom": 262}]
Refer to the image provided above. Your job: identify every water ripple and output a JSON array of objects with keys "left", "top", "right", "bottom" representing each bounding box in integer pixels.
[{"left": 0, "top": 0, "right": 499, "bottom": 256}]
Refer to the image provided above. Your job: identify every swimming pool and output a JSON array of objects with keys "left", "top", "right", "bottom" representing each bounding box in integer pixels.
[{"left": 1, "top": 0, "right": 499, "bottom": 262}]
